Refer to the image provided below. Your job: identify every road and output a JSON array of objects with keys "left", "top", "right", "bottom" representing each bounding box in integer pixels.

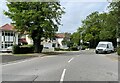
[{"left": 2, "top": 50, "right": 118, "bottom": 82}]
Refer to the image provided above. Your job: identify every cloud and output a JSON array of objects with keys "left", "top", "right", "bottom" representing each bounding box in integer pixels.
[
  {"left": 60, "top": 0, "right": 108, "bottom": 2},
  {"left": 0, "top": 0, "right": 12, "bottom": 26},
  {"left": 58, "top": 2, "right": 109, "bottom": 33},
  {"left": 0, "top": 1, "right": 109, "bottom": 34}
]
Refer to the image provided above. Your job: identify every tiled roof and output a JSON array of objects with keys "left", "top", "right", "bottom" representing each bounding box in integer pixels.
[
  {"left": 19, "top": 38, "right": 27, "bottom": 43},
  {"left": 0, "top": 24, "right": 15, "bottom": 31},
  {"left": 55, "top": 33, "right": 65, "bottom": 38}
]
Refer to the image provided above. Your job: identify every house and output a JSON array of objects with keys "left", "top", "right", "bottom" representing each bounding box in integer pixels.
[
  {"left": 54, "top": 33, "right": 71, "bottom": 49},
  {"left": 19, "top": 34, "right": 33, "bottom": 45},
  {"left": 0, "top": 24, "right": 18, "bottom": 52}
]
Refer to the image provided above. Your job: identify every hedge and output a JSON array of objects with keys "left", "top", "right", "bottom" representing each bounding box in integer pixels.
[
  {"left": 117, "top": 47, "right": 120, "bottom": 55},
  {"left": 70, "top": 47, "right": 78, "bottom": 51},
  {"left": 12, "top": 45, "right": 34, "bottom": 54},
  {"left": 12, "top": 45, "right": 20, "bottom": 54}
]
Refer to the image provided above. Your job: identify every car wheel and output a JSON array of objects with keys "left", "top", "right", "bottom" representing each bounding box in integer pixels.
[{"left": 96, "top": 51, "right": 98, "bottom": 54}]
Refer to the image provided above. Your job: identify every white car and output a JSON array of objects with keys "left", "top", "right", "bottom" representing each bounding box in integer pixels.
[
  {"left": 6, "top": 46, "right": 13, "bottom": 53},
  {"left": 95, "top": 41, "right": 114, "bottom": 54}
]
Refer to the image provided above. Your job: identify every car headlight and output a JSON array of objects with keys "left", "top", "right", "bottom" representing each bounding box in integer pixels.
[{"left": 103, "top": 49, "right": 106, "bottom": 51}]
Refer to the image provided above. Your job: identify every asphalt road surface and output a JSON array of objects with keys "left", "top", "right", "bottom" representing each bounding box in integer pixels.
[{"left": 2, "top": 50, "right": 118, "bottom": 82}]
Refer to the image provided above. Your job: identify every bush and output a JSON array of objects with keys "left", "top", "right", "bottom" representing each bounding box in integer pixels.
[
  {"left": 19, "top": 45, "right": 34, "bottom": 54},
  {"left": 81, "top": 45, "right": 88, "bottom": 50},
  {"left": 55, "top": 48, "right": 70, "bottom": 51},
  {"left": 55, "top": 48, "right": 61, "bottom": 51},
  {"left": 70, "top": 47, "right": 78, "bottom": 51},
  {"left": 117, "top": 47, "right": 120, "bottom": 55},
  {"left": 12, "top": 45, "right": 20, "bottom": 54},
  {"left": 12, "top": 45, "right": 34, "bottom": 54}
]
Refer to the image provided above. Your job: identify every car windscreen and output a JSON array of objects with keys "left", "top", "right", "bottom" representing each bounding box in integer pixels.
[{"left": 97, "top": 44, "right": 107, "bottom": 48}]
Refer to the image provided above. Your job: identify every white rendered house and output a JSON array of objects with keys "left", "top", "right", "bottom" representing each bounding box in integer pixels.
[{"left": 0, "top": 24, "right": 18, "bottom": 52}]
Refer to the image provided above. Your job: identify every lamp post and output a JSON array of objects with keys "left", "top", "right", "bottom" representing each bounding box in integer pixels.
[{"left": 80, "top": 30, "right": 85, "bottom": 50}]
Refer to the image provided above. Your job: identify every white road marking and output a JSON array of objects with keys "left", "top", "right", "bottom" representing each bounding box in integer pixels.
[
  {"left": 68, "top": 57, "right": 74, "bottom": 63},
  {"left": 60, "top": 69, "right": 66, "bottom": 82}
]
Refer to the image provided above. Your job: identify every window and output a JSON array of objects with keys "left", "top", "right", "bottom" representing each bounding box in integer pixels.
[
  {"left": 52, "top": 43, "right": 56, "bottom": 47},
  {"left": 5, "top": 44, "right": 7, "bottom": 48},
  {"left": 2, "top": 36, "right": 4, "bottom": 42},
  {"left": 2, "top": 44, "right": 3, "bottom": 48},
  {"left": 107, "top": 44, "right": 109, "bottom": 48},
  {"left": 10, "top": 36, "right": 13, "bottom": 42},
  {"left": 5, "top": 36, "right": 9, "bottom": 41},
  {"left": 5, "top": 32, "right": 7, "bottom": 36},
  {"left": 8, "top": 33, "right": 10, "bottom": 36},
  {"left": 11, "top": 33, "right": 13, "bottom": 36},
  {"left": 2, "top": 31, "right": 4, "bottom": 36}
]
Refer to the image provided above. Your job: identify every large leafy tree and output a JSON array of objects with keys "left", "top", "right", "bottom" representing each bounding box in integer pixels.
[
  {"left": 70, "top": 32, "right": 80, "bottom": 46},
  {"left": 80, "top": 12, "right": 101, "bottom": 47},
  {"left": 76, "top": 11, "right": 117, "bottom": 48},
  {"left": 99, "top": 12, "right": 116, "bottom": 41},
  {"left": 108, "top": 1, "right": 120, "bottom": 47},
  {"left": 4, "top": 2, "right": 64, "bottom": 53}
]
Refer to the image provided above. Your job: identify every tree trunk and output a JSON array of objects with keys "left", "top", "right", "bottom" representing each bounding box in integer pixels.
[
  {"left": 31, "top": 29, "right": 43, "bottom": 53},
  {"left": 33, "top": 38, "right": 41, "bottom": 53}
]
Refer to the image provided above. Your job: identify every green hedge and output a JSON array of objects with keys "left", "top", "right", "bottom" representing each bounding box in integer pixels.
[
  {"left": 12, "top": 45, "right": 34, "bottom": 54},
  {"left": 117, "top": 47, "right": 120, "bottom": 55},
  {"left": 12, "top": 45, "right": 20, "bottom": 54},
  {"left": 19, "top": 45, "right": 34, "bottom": 54},
  {"left": 70, "top": 47, "right": 78, "bottom": 51},
  {"left": 54, "top": 48, "right": 70, "bottom": 51}
]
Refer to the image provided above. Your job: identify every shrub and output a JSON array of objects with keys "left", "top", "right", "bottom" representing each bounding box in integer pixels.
[
  {"left": 55, "top": 48, "right": 61, "bottom": 51},
  {"left": 81, "top": 45, "right": 88, "bottom": 50},
  {"left": 55, "top": 48, "right": 70, "bottom": 51},
  {"left": 70, "top": 46, "right": 78, "bottom": 51},
  {"left": 117, "top": 47, "right": 120, "bottom": 55},
  {"left": 12, "top": 45, "right": 20, "bottom": 54},
  {"left": 19, "top": 45, "right": 34, "bottom": 54}
]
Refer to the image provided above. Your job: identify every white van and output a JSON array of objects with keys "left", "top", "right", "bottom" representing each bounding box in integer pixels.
[{"left": 95, "top": 41, "right": 114, "bottom": 54}]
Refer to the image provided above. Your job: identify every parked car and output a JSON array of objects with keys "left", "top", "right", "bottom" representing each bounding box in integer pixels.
[
  {"left": 95, "top": 41, "right": 114, "bottom": 54},
  {"left": 6, "top": 46, "right": 13, "bottom": 53}
]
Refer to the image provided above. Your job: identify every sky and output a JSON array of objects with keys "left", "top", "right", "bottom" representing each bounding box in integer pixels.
[{"left": 0, "top": 0, "right": 109, "bottom": 33}]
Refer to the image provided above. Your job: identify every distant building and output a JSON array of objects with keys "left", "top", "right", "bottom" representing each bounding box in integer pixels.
[
  {"left": 54, "top": 33, "right": 71, "bottom": 49},
  {"left": 0, "top": 24, "right": 18, "bottom": 52},
  {"left": 19, "top": 34, "right": 32, "bottom": 45}
]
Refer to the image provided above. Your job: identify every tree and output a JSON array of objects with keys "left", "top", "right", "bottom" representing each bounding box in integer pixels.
[
  {"left": 80, "top": 12, "right": 101, "bottom": 47},
  {"left": 108, "top": 1, "right": 120, "bottom": 47},
  {"left": 4, "top": 2, "right": 65, "bottom": 53},
  {"left": 61, "top": 33, "right": 71, "bottom": 48},
  {"left": 99, "top": 13, "right": 116, "bottom": 41},
  {"left": 70, "top": 32, "right": 80, "bottom": 46},
  {"left": 77, "top": 11, "right": 117, "bottom": 48}
]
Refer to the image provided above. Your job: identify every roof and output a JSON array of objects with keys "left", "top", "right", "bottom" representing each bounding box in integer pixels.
[
  {"left": 98, "top": 41, "right": 112, "bottom": 44},
  {"left": 0, "top": 24, "right": 15, "bottom": 31},
  {"left": 55, "top": 33, "right": 65, "bottom": 38},
  {"left": 19, "top": 38, "right": 28, "bottom": 43}
]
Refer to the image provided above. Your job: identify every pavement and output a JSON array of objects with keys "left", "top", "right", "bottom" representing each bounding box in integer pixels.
[
  {"left": 0, "top": 53, "right": 45, "bottom": 64},
  {"left": 2, "top": 50, "right": 118, "bottom": 82}
]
